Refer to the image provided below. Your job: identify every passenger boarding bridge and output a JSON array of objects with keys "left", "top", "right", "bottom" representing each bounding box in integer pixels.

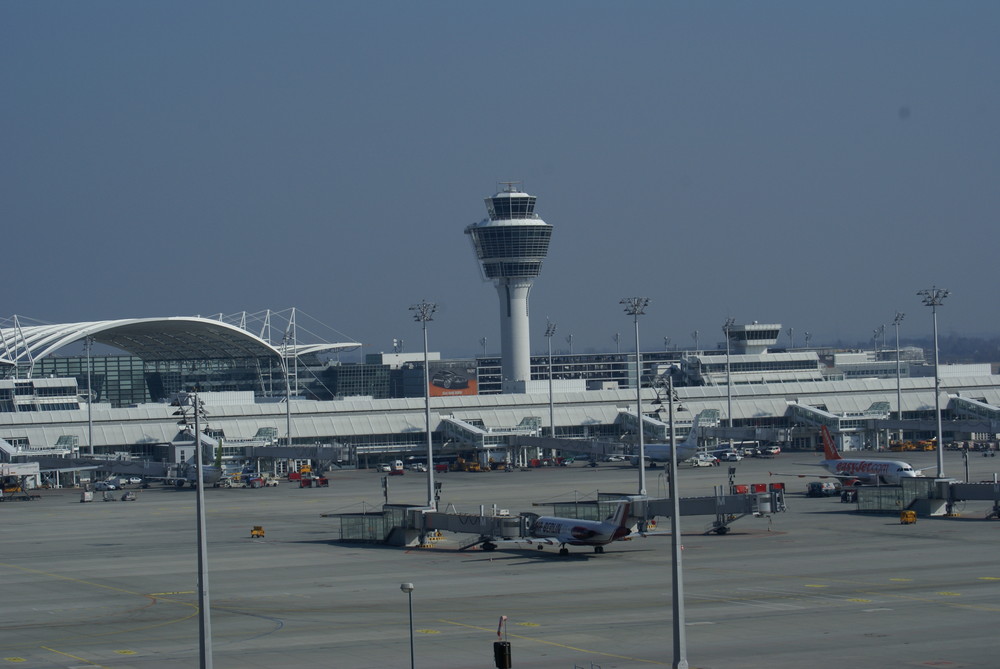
[
  {"left": 328, "top": 489, "right": 786, "bottom": 548},
  {"left": 617, "top": 408, "right": 720, "bottom": 444},
  {"left": 789, "top": 401, "right": 892, "bottom": 431}
]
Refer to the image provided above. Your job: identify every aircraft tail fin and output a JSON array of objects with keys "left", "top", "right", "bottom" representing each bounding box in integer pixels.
[
  {"left": 681, "top": 413, "right": 700, "bottom": 446},
  {"left": 820, "top": 426, "right": 841, "bottom": 460},
  {"left": 606, "top": 500, "right": 631, "bottom": 528},
  {"left": 676, "top": 412, "right": 703, "bottom": 454}
]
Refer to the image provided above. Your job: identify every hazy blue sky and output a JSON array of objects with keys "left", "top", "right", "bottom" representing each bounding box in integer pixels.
[{"left": 4, "top": 2, "right": 998, "bottom": 360}]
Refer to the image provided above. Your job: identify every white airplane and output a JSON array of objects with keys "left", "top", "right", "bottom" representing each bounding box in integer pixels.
[
  {"left": 633, "top": 411, "right": 710, "bottom": 465},
  {"left": 774, "top": 426, "right": 930, "bottom": 485},
  {"left": 144, "top": 429, "right": 223, "bottom": 488},
  {"left": 478, "top": 501, "right": 662, "bottom": 556},
  {"left": 139, "top": 462, "right": 223, "bottom": 488}
]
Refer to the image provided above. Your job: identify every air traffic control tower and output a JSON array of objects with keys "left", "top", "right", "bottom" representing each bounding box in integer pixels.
[{"left": 465, "top": 184, "right": 553, "bottom": 392}]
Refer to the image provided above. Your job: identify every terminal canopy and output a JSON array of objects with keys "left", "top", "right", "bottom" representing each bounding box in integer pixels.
[{"left": 0, "top": 317, "right": 339, "bottom": 370}]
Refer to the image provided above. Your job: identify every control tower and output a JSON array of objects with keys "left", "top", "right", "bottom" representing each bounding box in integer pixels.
[{"left": 465, "top": 184, "right": 553, "bottom": 391}]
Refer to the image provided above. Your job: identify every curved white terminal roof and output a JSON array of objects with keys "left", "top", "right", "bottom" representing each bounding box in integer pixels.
[
  {"left": 0, "top": 317, "right": 358, "bottom": 366},
  {"left": 285, "top": 343, "right": 361, "bottom": 358}
]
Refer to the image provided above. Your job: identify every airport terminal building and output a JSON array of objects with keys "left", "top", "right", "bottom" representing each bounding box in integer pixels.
[
  {"left": 6, "top": 186, "right": 996, "bottom": 474},
  {"left": 2, "top": 316, "right": 999, "bottom": 474}
]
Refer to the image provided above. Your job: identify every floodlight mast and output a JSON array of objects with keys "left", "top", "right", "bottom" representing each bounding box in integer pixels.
[
  {"left": 621, "top": 297, "right": 649, "bottom": 496},
  {"left": 410, "top": 301, "right": 437, "bottom": 509},
  {"left": 192, "top": 392, "right": 213, "bottom": 668},
  {"left": 86, "top": 337, "right": 94, "bottom": 456},
  {"left": 893, "top": 312, "right": 905, "bottom": 443},
  {"left": 545, "top": 321, "right": 557, "bottom": 439},
  {"left": 667, "top": 370, "right": 688, "bottom": 669},
  {"left": 917, "top": 287, "right": 949, "bottom": 478},
  {"left": 723, "top": 318, "right": 736, "bottom": 452}
]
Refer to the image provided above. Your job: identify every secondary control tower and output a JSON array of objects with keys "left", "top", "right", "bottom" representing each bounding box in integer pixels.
[{"left": 465, "top": 183, "right": 553, "bottom": 392}]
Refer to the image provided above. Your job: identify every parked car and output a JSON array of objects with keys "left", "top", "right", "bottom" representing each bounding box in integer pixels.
[
  {"left": 128, "top": 477, "right": 143, "bottom": 485},
  {"left": 603, "top": 455, "right": 626, "bottom": 462},
  {"left": 762, "top": 446, "right": 781, "bottom": 455},
  {"left": 94, "top": 481, "right": 117, "bottom": 491},
  {"left": 376, "top": 463, "right": 391, "bottom": 472},
  {"left": 407, "top": 463, "right": 428, "bottom": 472},
  {"left": 718, "top": 452, "right": 743, "bottom": 462},
  {"left": 806, "top": 481, "right": 842, "bottom": 497}
]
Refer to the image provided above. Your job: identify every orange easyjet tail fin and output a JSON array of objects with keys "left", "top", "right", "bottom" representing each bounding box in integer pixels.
[{"left": 821, "top": 426, "right": 841, "bottom": 460}]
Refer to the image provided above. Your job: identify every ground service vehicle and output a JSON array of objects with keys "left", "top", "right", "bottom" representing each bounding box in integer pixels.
[{"left": 688, "top": 453, "right": 720, "bottom": 467}]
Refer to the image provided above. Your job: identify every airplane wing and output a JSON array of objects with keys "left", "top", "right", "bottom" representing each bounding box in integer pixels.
[
  {"left": 628, "top": 529, "right": 673, "bottom": 539},
  {"left": 769, "top": 470, "right": 855, "bottom": 480},
  {"left": 465, "top": 537, "right": 560, "bottom": 551}
]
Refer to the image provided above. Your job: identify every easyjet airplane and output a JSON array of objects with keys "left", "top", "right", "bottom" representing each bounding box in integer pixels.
[{"left": 774, "top": 426, "right": 933, "bottom": 485}]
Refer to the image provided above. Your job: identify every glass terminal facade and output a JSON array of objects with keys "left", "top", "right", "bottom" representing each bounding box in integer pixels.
[
  {"left": 477, "top": 350, "right": 682, "bottom": 394},
  {"left": 0, "top": 378, "right": 81, "bottom": 412}
]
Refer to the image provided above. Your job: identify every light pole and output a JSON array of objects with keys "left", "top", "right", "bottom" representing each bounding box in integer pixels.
[
  {"left": 723, "top": 318, "right": 735, "bottom": 452},
  {"left": 893, "top": 312, "right": 905, "bottom": 443},
  {"left": 621, "top": 297, "right": 650, "bottom": 495},
  {"left": 918, "top": 287, "right": 949, "bottom": 478},
  {"left": 545, "top": 321, "right": 557, "bottom": 439},
  {"left": 690, "top": 330, "right": 698, "bottom": 352},
  {"left": 85, "top": 336, "right": 94, "bottom": 456},
  {"left": 786, "top": 327, "right": 794, "bottom": 349},
  {"left": 400, "top": 582, "right": 415, "bottom": 669},
  {"left": 410, "top": 301, "right": 437, "bottom": 509},
  {"left": 192, "top": 392, "right": 213, "bottom": 669},
  {"left": 666, "top": 369, "right": 688, "bottom": 669}
]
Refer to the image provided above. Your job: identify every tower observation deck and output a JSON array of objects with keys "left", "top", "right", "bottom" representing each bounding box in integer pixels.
[{"left": 465, "top": 184, "right": 553, "bottom": 391}]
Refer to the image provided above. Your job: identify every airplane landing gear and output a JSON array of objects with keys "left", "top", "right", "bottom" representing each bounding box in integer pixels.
[
  {"left": 594, "top": 546, "right": 604, "bottom": 554},
  {"left": 559, "top": 547, "right": 569, "bottom": 556}
]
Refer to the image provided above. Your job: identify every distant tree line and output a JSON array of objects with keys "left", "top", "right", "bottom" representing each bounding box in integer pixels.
[{"left": 920, "top": 335, "right": 1000, "bottom": 365}]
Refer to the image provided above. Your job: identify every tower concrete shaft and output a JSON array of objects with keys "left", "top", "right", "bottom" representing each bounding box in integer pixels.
[
  {"left": 497, "top": 278, "right": 533, "bottom": 385},
  {"left": 465, "top": 184, "right": 553, "bottom": 391}
]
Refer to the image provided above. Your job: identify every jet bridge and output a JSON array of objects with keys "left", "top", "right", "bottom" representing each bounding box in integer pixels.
[
  {"left": 842, "top": 478, "right": 1000, "bottom": 518},
  {"left": 325, "top": 488, "right": 785, "bottom": 546},
  {"left": 545, "top": 490, "right": 785, "bottom": 535},
  {"left": 948, "top": 481, "right": 1000, "bottom": 518},
  {"left": 950, "top": 396, "right": 1000, "bottom": 434},
  {"left": 439, "top": 415, "right": 542, "bottom": 449}
]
